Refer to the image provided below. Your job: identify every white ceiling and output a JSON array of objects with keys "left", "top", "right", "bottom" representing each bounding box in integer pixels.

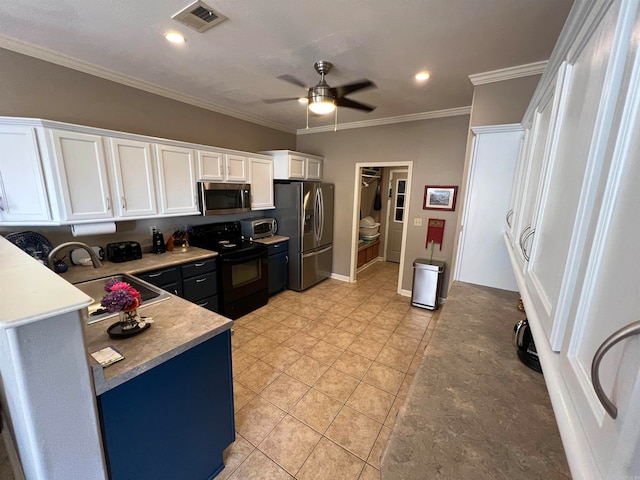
[{"left": 0, "top": 0, "right": 574, "bottom": 133}]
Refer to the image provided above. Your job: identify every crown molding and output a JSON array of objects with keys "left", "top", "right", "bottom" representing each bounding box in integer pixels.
[
  {"left": 0, "top": 35, "right": 296, "bottom": 134},
  {"left": 471, "top": 123, "right": 523, "bottom": 135},
  {"left": 468, "top": 60, "right": 548, "bottom": 86},
  {"left": 296, "top": 106, "right": 471, "bottom": 135}
]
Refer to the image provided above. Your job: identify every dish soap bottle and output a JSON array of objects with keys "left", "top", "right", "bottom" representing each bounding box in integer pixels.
[{"left": 152, "top": 228, "right": 166, "bottom": 254}]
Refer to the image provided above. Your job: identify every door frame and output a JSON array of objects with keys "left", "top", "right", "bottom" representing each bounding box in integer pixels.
[{"left": 350, "top": 161, "right": 413, "bottom": 294}]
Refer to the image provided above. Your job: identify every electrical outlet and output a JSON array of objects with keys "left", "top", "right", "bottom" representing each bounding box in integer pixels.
[
  {"left": 413, "top": 218, "right": 423, "bottom": 227},
  {"left": 150, "top": 225, "right": 157, "bottom": 235}
]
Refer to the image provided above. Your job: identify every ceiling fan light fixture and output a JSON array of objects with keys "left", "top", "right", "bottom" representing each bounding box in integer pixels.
[
  {"left": 298, "top": 97, "right": 309, "bottom": 104},
  {"left": 309, "top": 100, "right": 336, "bottom": 114},
  {"left": 415, "top": 71, "right": 430, "bottom": 81}
]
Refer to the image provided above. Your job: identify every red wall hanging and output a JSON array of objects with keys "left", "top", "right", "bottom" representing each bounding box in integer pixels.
[{"left": 426, "top": 218, "right": 445, "bottom": 250}]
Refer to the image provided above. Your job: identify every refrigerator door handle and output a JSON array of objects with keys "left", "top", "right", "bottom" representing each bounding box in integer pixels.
[
  {"left": 314, "top": 188, "right": 322, "bottom": 244},
  {"left": 318, "top": 187, "right": 324, "bottom": 241},
  {"left": 302, "top": 245, "right": 333, "bottom": 259}
]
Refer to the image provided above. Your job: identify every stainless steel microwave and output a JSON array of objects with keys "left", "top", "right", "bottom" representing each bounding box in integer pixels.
[{"left": 198, "top": 182, "right": 251, "bottom": 215}]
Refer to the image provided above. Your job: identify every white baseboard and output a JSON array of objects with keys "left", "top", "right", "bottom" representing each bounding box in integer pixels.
[
  {"left": 399, "top": 289, "right": 412, "bottom": 297},
  {"left": 330, "top": 273, "right": 351, "bottom": 283}
]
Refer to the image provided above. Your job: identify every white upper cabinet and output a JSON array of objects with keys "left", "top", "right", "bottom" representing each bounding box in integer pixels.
[
  {"left": 262, "top": 150, "right": 324, "bottom": 181},
  {"left": 197, "top": 150, "right": 247, "bottom": 182},
  {"left": 247, "top": 156, "right": 274, "bottom": 210},
  {"left": 155, "top": 144, "right": 199, "bottom": 215},
  {"left": 0, "top": 125, "right": 51, "bottom": 223},
  {"left": 48, "top": 129, "right": 113, "bottom": 221}
]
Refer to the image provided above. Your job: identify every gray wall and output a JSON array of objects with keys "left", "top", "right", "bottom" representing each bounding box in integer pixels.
[
  {"left": 0, "top": 48, "right": 295, "bottom": 152},
  {"left": 296, "top": 115, "right": 470, "bottom": 296},
  {"left": 0, "top": 48, "right": 295, "bottom": 251}
]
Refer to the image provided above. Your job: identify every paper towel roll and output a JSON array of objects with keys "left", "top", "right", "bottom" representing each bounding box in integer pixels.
[{"left": 71, "top": 222, "right": 116, "bottom": 237}]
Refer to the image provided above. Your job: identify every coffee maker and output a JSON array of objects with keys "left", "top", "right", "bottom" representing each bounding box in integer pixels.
[{"left": 152, "top": 228, "right": 166, "bottom": 254}]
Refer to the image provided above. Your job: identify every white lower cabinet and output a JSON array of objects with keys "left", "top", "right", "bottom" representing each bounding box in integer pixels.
[
  {"left": 106, "top": 137, "right": 157, "bottom": 218},
  {"left": 0, "top": 125, "right": 51, "bottom": 223},
  {"left": 48, "top": 129, "right": 114, "bottom": 221},
  {"left": 248, "top": 156, "right": 274, "bottom": 210},
  {"left": 155, "top": 144, "right": 199, "bottom": 215}
]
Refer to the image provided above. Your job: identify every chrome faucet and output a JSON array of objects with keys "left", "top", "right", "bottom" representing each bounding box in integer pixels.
[{"left": 47, "top": 242, "right": 103, "bottom": 270}]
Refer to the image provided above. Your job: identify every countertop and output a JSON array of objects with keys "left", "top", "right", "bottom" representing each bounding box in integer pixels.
[
  {"left": 381, "top": 281, "right": 570, "bottom": 479},
  {"left": 57, "top": 247, "right": 234, "bottom": 396},
  {"left": 253, "top": 234, "right": 289, "bottom": 245}
]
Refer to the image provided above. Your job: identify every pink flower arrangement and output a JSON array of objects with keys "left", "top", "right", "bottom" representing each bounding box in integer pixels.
[{"left": 101, "top": 279, "right": 142, "bottom": 313}]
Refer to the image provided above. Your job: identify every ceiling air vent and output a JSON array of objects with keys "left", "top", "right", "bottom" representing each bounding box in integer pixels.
[{"left": 172, "top": 1, "right": 227, "bottom": 33}]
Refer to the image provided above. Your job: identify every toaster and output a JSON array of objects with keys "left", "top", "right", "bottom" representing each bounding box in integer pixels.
[{"left": 106, "top": 241, "right": 143, "bottom": 263}]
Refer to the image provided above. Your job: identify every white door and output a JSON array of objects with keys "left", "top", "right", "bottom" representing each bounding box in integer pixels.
[
  {"left": 197, "top": 150, "right": 224, "bottom": 181},
  {"left": 155, "top": 144, "right": 199, "bottom": 215},
  {"left": 248, "top": 157, "right": 274, "bottom": 210},
  {"left": 107, "top": 138, "right": 157, "bottom": 218},
  {"left": 559, "top": 4, "right": 640, "bottom": 476},
  {"left": 385, "top": 170, "right": 407, "bottom": 263},
  {"left": 288, "top": 154, "right": 306, "bottom": 179},
  {"left": 49, "top": 129, "right": 113, "bottom": 221},
  {"left": 0, "top": 125, "right": 51, "bottom": 222},
  {"left": 455, "top": 126, "right": 521, "bottom": 291},
  {"left": 306, "top": 157, "right": 322, "bottom": 180}
]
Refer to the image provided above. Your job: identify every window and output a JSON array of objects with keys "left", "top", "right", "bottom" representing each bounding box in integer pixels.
[{"left": 394, "top": 179, "right": 406, "bottom": 222}]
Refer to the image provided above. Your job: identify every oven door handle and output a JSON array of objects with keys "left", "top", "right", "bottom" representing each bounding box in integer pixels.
[
  {"left": 220, "top": 250, "right": 266, "bottom": 264},
  {"left": 302, "top": 245, "right": 333, "bottom": 259}
]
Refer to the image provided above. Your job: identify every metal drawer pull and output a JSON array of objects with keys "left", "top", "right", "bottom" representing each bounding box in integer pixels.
[
  {"left": 195, "top": 277, "right": 207, "bottom": 283},
  {"left": 197, "top": 301, "right": 208, "bottom": 307},
  {"left": 591, "top": 320, "right": 640, "bottom": 419},
  {"left": 519, "top": 224, "right": 531, "bottom": 250},
  {"left": 506, "top": 209, "right": 514, "bottom": 228},
  {"left": 522, "top": 229, "right": 535, "bottom": 262},
  {"left": 194, "top": 262, "right": 206, "bottom": 267},
  {"left": 148, "top": 272, "right": 163, "bottom": 278}
]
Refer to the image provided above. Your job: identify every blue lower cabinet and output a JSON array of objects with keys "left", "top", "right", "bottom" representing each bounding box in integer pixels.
[{"left": 98, "top": 330, "right": 235, "bottom": 480}]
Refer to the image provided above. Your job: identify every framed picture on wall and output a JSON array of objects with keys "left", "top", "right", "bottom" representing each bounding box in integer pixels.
[{"left": 423, "top": 185, "right": 458, "bottom": 211}]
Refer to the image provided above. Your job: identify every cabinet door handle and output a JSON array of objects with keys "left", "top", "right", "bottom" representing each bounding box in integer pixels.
[
  {"left": 195, "top": 277, "right": 207, "bottom": 283},
  {"left": 197, "top": 301, "right": 209, "bottom": 307},
  {"left": 285, "top": 255, "right": 288, "bottom": 264},
  {"left": 506, "top": 209, "right": 513, "bottom": 228},
  {"left": 148, "top": 272, "right": 163, "bottom": 278},
  {"left": 106, "top": 196, "right": 111, "bottom": 211},
  {"left": 174, "top": 289, "right": 179, "bottom": 295},
  {"left": 0, "top": 195, "right": 4, "bottom": 211},
  {"left": 591, "top": 320, "right": 640, "bottom": 419},
  {"left": 121, "top": 196, "right": 126, "bottom": 210},
  {"left": 194, "top": 262, "right": 205, "bottom": 267},
  {"left": 519, "top": 225, "right": 531, "bottom": 251},
  {"left": 522, "top": 229, "right": 535, "bottom": 262}
]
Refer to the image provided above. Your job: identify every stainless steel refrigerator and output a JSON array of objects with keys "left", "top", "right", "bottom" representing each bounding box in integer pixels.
[{"left": 273, "top": 182, "right": 334, "bottom": 291}]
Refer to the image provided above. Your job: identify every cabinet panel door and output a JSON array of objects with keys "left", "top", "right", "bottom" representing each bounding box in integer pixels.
[
  {"left": 248, "top": 157, "right": 274, "bottom": 210},
  {"left": 197, "top": 150, "right": 224, "bottom": 181},
  {"left": 155, "top": 144, "right": 199, "bottom": 215},
  {"left": 107, "top": 138, "right": 157, "bottom": 218},
  {"left": 50, "top": 129, "right": 113, "bottom": 221},
  {"left": 525, "top": 0, "right": 628, "bottom": 350},
  {"left": 560, "top": 9, "right": 640, "bottom": 475},
  {"left": 288, "top": 155, "right": 306, "bottom": 179},
  {"left": 0, "top": 126, "right": 51, "bottom": 222},
  {"left": 306, "top": 157, "right": 322, "bottom": 180},
  {"left": 225, "top": 154, "right": 247, "bottom": 182}
]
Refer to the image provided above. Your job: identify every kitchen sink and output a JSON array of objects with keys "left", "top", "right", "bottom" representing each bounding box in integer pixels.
[{"left": 73, "top": 273, "right": 171, "bottom": 324}]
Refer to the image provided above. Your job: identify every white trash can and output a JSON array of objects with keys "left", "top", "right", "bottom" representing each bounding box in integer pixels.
[{"left": 411, "top": 259, "right": 445, "bottom": 310}]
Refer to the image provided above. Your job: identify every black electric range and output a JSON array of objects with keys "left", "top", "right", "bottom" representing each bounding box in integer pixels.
[{"left": 190, "top": 222, "right": 268, "bottom": 319}]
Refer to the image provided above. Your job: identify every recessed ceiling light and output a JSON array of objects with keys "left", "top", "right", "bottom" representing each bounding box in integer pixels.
[
  {"left": 298, "top": 97, "right": 309, "bottom": 104},
  {"left": 165, "top": 32, "right": 186, "bottom": 44},
  {"left": 415, "top": 71, "right": 430, "bottom": 81}
]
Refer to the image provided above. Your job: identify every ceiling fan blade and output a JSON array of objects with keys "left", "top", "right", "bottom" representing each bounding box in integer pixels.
[
  {"left": 331, "top": 79, "right": 376, "bottom": 98},
  {"left": 277, "top": 74, "right": 309, "bottom": 89},
  {"left": 262, "top": 97, "right": 301, "bottom": 104},
  {"left": 334, "top": 97, "right": 376, "bottom": 112}
]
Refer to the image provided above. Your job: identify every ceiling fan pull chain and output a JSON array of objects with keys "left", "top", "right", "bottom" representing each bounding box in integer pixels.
[{"left": 334, "top": 108, "right": 337, "bottom": 132}]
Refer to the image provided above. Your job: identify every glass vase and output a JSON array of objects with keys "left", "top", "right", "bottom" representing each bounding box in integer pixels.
[{"left": 119, "top": 309, "right": 140, "bottom": 331}]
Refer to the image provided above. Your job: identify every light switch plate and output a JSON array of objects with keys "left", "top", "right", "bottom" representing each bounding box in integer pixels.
[{"left": 413, "top": 218, "right": 423, "bottom": 227}]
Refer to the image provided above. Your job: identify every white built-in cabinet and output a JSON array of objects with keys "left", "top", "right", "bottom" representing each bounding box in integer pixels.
[
  {"left": 48, "top": 129, "right": 113, "bottom": 221},
  {"left": 106, "top": 138, "right": 157, "bottom": 218},
  {"left": 197, "top": 150, "right": 247, "bottom": 182},
  {"left": 248, "top": 156, "right": 274, "bottom": 210},
  {"left": 155, "top": 144, "right": 199, "bottom": 215},
  {"left": 501, "top": 0, "right": 640, "bottom": 477},
  {"left": 0, "top": 125, "right": 51, "bottom": 222},
  {"left": 0, "top": 117, "right": 278, "bottom": 224},
  {"left": 261, "top": 150, "right": 323, "bottom": 181}
]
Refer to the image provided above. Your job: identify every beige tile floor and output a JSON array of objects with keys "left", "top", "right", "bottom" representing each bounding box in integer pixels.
[{"left": 218, "top": 261, "right": 435, "bottom": 480}]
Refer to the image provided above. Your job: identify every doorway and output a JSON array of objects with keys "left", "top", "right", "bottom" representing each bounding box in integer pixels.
[
  {"left": 385, "top": 169, "right": 408, "bottom": 263},
  {"left": 350, "top": 161, "right": 413, "bottom": 294}
]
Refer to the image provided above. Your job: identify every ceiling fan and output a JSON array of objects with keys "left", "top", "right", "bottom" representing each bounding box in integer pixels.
[{"left": 264, "top": 61, "right": 377, "bottom": 115}]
